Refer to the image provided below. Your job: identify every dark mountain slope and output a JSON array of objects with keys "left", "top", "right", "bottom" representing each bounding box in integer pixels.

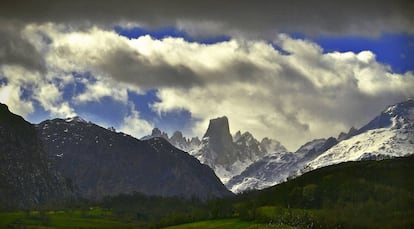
[
  {"left": 0, "top": 103, "right": 73, "bottom": 209},
  {"left": 230, "top": 156, "right": 414, "bottom": 228},
  {"left": 248, "top": 155, "right": 414, "bottom": 208},
  {"left": 36, "top": 117, "right": 231, "bottom": 200}
]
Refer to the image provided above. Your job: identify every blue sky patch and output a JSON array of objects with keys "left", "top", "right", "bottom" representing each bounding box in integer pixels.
[
  {"left": 27, "top": 100, "right": 49, "bottom": 124},
  {"left": 76, "top": 96, "right": 129, "bottom": 128},
  {"left": 0, "top": 77, "right": 8, "bottom": 86},
  {"left": 128, "top": 89, "right": 196, "bottom": 135},
  {"left": 314, "top": 33, "right": 414, "bottom": 73},
  {"left": 127, "top": 89, "right": 160, "bottom": 121},
  {"left": 114, "top": 26, "right": 230, "bottom": 45},
  {"left": 61, "top": 81, "right": 86, "bottom": 102},
  {"left": 278, "top": 32, "right": 414, "bottom": 74},
  {"left": 154, "top": 109, "right": 196, "bottom": 136},
  {"left": 19, "top": 84, "right": 35, "bottom": 101}
]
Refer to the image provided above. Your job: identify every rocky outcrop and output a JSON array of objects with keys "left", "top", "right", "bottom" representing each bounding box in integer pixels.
[
  {"left": 143, "top": 128, "right": 201, "bottom": 152},
  {"left": 192, "top": 116, "right": 286, "bottom": 184}
]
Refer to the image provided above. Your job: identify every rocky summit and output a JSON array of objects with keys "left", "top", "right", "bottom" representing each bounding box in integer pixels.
[{"left": 191, "top": 116, "right": 286, "bottom": 184}]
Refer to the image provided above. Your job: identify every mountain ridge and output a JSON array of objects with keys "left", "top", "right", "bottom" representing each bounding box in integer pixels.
[
  {"left": 36, "top": 117, "right": 232, "bottom": 200},
  {"left": 303, "top": 99, "right": 414, "bottom": 172},
  {"left": 150, "top": 99, "right": 413, "bottom": 193}
]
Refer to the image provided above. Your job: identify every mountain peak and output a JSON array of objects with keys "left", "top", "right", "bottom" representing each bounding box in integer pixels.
[
  {"left": 65, "top": 116, "right": 87, "bottom": 123},
  {"left": 241, "top": 131, "right": 254, "bottom": 139},
  {"left": 233, "top": 130, "right": 242, "bottom": 141},
  {"left": 203, "top": 116, "right": 233, "bottom": 153},
  {"left": 171, "top": 131, "right": 184, "bottom": 139},
  {"left": 357, "top": 99, "right": 414, "bottom": 134},
  {"left": 337, "top": 126, "right": 357, "bottom": 141},
  {"left": 0, "top": 103, "right": 11, "bottom": 120},
  {"left": 150, "top": 127, "right": 169, "bottom": 139},
  {"left": 383, "top": 99, "right": 414, "bottom": 118},
  {"left": 203, "top": 116, "right": 230, "bottom": 138},
  {"left": 0, "top": 103, "right": 31, "bottom": 131},
  {"left": 0, "top": 103, "right": 9, "bottom": 112},
  {"left": 152, "top": 127, "right": 161, "bottom": 136}
]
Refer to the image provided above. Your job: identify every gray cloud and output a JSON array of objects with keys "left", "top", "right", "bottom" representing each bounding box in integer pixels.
[
  {"left": 93, "top": 48, "right": 202, "bottom": 89},
  {"left": 0, "top": 0, "right": 413, "bottom": 37},
  {"left": 100, "top": 49, "right": 272, "bottom": 89},
  {"left": 0, "top": 26, "right": 46, "bottom": 72}
]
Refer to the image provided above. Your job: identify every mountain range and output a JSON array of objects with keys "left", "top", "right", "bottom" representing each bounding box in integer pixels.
[
  {"left": 146, "top": 99, "right": 414, "bottom": 193},
  {"left": 0, "top": 103, "right": 231, "bottom": 208},
  {"left": 1, "top": 99, "right": 413, "bottom": 209}
]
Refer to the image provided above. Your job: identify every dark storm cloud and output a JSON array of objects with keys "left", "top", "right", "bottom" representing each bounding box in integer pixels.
[
  {"left": 1, "top": 0, "right": 413, "bottom": 37},
  {"left": 100, "top": 48, "right": 202, "bottom": 88},
  {"left": 0, "top": 26, "right": 46, "bottom": 72},
  {"left": 101, "top": 50, "right": 270, "bottom": 89}
]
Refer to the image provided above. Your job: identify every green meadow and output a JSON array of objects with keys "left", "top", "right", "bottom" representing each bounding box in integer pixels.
[{"left": 0, "top": 208, "right": 142, "bottom": 228}]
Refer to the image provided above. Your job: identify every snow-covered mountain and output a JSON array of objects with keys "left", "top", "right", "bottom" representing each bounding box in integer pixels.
[
  {"left": 304, "top": 99, "right": 414, "bottom": 172},
  {"left": 227, "top": 138, "right": 337, "bottom": 193},
  {"left": 191, "top": 117, "right": 286, "bottom": 184},
  {"left": 141, "top": 99, "right": 414, "bottom": 194},
  {"left": 144, "top": 117, "right": 287, "bottom": 185},
  {"left": 227, "top": 99, "right": 414, "bottom": 193}
]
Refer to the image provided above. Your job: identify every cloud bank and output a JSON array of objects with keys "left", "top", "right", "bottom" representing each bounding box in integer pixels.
[
  {"left": 1, "top": 24, "right": 413, "bottom": 150},
  {"left": 1, "top": 0, "right": 413, "bottom": 38}
]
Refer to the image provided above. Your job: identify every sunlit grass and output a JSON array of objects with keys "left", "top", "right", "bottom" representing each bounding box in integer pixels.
[{"left": 163, "top": 218, "right": 293, "bottom": 229}]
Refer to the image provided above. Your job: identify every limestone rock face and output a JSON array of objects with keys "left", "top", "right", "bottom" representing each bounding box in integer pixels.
[{"left": 192, "top": 116, "right": 286, "bottom": 184}]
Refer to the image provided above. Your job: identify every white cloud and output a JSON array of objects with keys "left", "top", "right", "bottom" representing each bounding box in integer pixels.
[
  {"left": 148, "top": 34, "right": 414, "bottom": 150},
  {"left": 118, "top": 104, "right": 153, "bottom": 139},
  {"left": 35, "top": 82, "right": 76, "bottom": 117},
  {"left": 0, "top": 64, "right": 76, "bottom": 118},
  {"left": 73, "top": 77, "right": 128, "bottom": 104},
  {"left": 0, "top": 84, "right": 34, "bottom": 117},
  {"left": 5, "top": 24, "right": 414, "bottom": 150}
]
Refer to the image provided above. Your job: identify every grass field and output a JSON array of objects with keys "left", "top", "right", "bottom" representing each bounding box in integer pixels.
[
  {"left": 0, "top": 208, "right": 142, "bottom": 228},
  {"left": 163, "top": 218, "right": 292, "bottom": 229}
]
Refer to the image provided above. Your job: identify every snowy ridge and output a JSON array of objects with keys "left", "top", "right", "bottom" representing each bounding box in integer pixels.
[
  {"left": 226, "top": 138, "right": 335, "bottom": 193},
  {"left": 228, "top": 100, "right": 414, "bottom": 193},
  {"left": 304, "top": 125, "right": 414, "bottom": 172},
  {"left": 304, "top": 99, "right": 414, "bottom": 173},
  {"left": 227, "top": 151, "right": 296, "bottom": 193}
]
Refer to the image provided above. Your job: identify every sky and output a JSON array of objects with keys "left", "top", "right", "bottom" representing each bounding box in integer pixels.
[{"left": 0, "top": 0, "right": 413, "bottom": 151}]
